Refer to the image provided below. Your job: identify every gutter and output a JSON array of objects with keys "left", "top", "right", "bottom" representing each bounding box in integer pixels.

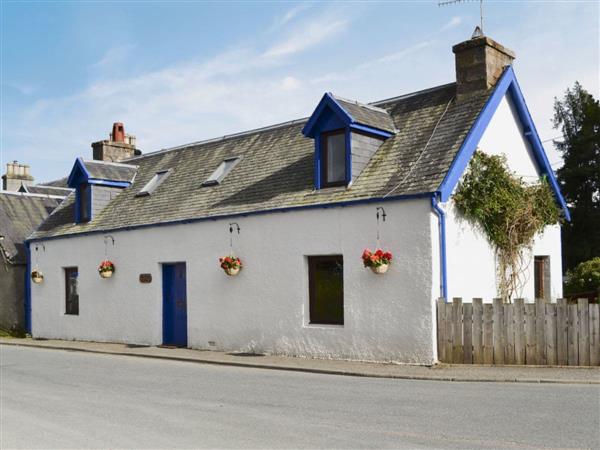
[
  {"left": 25, "top": 242, "right": 32, "bottom": 334},
  {"left": 431, "top": 194, "right": 448, "bottom": 300}
]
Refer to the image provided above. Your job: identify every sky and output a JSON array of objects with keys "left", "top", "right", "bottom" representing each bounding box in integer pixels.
[{"left": 1, "top": 1, "right": 598, "bottom": 184}]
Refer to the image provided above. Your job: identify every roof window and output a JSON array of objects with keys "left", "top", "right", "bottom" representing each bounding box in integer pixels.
[
  {"left": 136, "top": 169, "right": 171, "bottom": 196},
  {"left": 202, "top": 157, "right": 241, "bottom": 186}
]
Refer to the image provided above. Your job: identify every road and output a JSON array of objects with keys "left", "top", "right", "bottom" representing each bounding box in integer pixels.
[{"left": 1, "top": 346, "right": 599, "bottom": 449}]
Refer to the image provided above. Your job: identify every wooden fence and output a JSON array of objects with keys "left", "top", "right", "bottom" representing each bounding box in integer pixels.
[{"left": 437, "top": 298, "right": 600, "bottom": 366}]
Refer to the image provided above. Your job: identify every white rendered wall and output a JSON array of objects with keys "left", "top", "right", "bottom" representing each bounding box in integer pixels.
[
  {"left": 31, "top": 198, "right": 438, "bottom": 363},
  {"left": 444, "top": 94, "right": 563, "bottom": 302}
]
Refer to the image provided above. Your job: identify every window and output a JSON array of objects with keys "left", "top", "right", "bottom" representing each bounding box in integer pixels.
[
  {"left": 78, "top": 184, "right": 90, "bottom": 222},
  {"left": 202, "top": 157, "right": 241, "bottom": 186},
  {"left": 320, "top": 131, "right": 347, "bottom": 187},
  {"left": 308, "top": 255, "right": 344, "bottom": 325},
  {"left": 136, "top": 169, "right": 171, "bottom": 196},
  {"left": 534, "top": 256, "right": 551, "bottom": 300},
  {"left": 64, "top": 267, "right": 79, "bottom": 315}
]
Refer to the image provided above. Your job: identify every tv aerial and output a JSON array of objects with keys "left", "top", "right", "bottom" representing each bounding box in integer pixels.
[{"left": 439, "top": 0, "right": 485, "bottom": 37}]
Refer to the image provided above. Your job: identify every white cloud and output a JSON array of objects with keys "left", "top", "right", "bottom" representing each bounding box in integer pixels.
[
  {"left": 281, "top": 76, "right": 302, "bottom": 91},
  {"left": 262, "top": 17, "right": 348, "bottom": 59},
  {"left": 270, "top": 3, "right": 313, "bottom": 31},
  {"left": 357, "top": 41, "right": 433, "bottom": 70},
  {"left": 440, "top": 16, "right": 462, "bottom": 32},
  {"left": 91, "top": 44, "right": 137, "bottom": 69}
]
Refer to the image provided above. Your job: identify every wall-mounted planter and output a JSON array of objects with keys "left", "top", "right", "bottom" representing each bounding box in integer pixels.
[
  {"left": 31, "top": 270, "right": 44, "bottom": 284},
  {"left": 220, "top": 255, "right": 242, "bottom": 277},
  {"left": 98, "top": 260, "right": 115, "bottom": 279},
  {"left": 370, "top": 264, "right": 390, "bottom": 275}
]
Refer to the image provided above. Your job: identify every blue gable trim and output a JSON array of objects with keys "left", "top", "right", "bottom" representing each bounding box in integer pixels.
[
  {"left": 67, "top": 157, "right": 91, "bottom": 188},
  {"left": 437, "top": 67, "right": 570, "bottom": 220},
  {"left": 349, "top": 124, "right": 393, "bottom": 139},
  {"left": 302, "top": 93, "right": 353, "bottom": 138}
]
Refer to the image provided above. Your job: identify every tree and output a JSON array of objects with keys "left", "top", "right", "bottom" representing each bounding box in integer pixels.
[{"left": 553, "top": 82, "right": 600, "bottom": 273}]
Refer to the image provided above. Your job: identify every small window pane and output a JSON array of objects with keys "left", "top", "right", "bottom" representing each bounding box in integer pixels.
[
  {"left": 203, "top": 157, "right": 241, "bottom": 186},
  {"left": 137, "top": 170, "right": 170, "bottom": 196},
  {"left": 309, "top": 256, "right": 344, "bottom": 325},
  {"left": 326, "top": 133, "right": 346, "bottom": 183},
  {"left": 65, "top": 267, "right": 79, "bottom": 315}
]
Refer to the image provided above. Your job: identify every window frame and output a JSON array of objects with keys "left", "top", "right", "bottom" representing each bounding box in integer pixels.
[
  {"left": 64, "top": 267, "right": 79, "bottom": 316},
  {"left": 136, "top": 169, "right": 172, "bottom": 197},
  {"left": 320, "top": 130, "right": 348, "bottom": 188},
  {"left": 308, "top": 255, "right": 344, "bottom": 326},
  {"left": 77, "top": 183, "right": 91, "bottom": 223},
  {"left": 202, "top": 156, "right": 242, "bottom": 187}
]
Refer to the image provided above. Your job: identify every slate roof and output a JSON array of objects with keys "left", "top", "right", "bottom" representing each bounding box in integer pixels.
[
  {"left": 31, "top": 82, "right": 491, "bottom": 240},
  {"left": 25, "top": 185, "right": 72, "bottom": 196},
  {"left": 0, "top": 193, "right": 63, "bottom": 263},
  {"left": 82, "top": 160, "right": 138, "bottom": 183},
  {"left": 334, "top": 95, "right": 397, "bottom": 133}
]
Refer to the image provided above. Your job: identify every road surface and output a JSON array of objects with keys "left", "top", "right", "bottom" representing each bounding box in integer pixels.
[{"left": 1, "top": 345, "right": 599, "bottom": 449}]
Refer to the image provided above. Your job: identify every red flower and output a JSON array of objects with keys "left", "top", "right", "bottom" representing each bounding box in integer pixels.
[
  {"left": 383, "top": 252, "right": 392, "bottom": 261},
  {"left": 375, "top": 249, "right": 384, "bottom": 257}
]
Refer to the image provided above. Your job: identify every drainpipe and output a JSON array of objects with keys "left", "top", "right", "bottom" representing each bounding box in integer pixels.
[
  {"left": 25, "top": 241, "right": 31, "bottom": 334},
  {"left": 431, "top": 194, "right": 448, "bottom": 300}
]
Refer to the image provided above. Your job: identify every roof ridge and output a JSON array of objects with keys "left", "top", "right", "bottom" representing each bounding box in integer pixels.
[
  {"left": 333, "top": 94, "right": 391, "bottom": 114},
  {"left": 371, "top": 82, "right": 456, "bottom": 107},
  {"left": 34, "top": 185, "right": 73, "bottom": 191},
  {"left": 83, "top": 159, "right": 139, "bottom": 169},
  {"left": 0, "top": 190, "right": 67, "bottom": 200},
  {"left": 124, "top": 118, "right": 308, "bottom": 162}
]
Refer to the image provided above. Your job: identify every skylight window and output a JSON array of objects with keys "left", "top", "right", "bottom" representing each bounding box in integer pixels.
[
  {"left": 136, "top": 169, "right": 171, "bottom": 197},
  {"left": 202, "top": 156, "right": 241, "bottom": 186}
]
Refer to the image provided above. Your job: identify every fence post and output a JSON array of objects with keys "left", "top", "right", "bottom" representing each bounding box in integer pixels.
[
  {"left": 472, "top": 298, "right": 483, "bottom": 364},
  {"left": 578, "top": 299, "right": 590, "bottom": 366},
  {"left": 505, "top": 303, "right": 514, "bottom": 364},
  {"left": 493, "top": 298, "right": 504, "bottom": 365},
  {"left": 545, "top": 302, "right": 557, "bottom": 366},
  {"left": 525, "top": 302, "right": 537, "bottom": 365},
  {"left": 483, "top": 302, "right": 494, "bottom": 364},
  {"left": 536, "top": 298, "right": 547, "bottom": 365},
  {"left": 590, "top": 303, "right": 600, "bottom": 366},
  {"left": 514, "top": 298, "right": 525, "bottom": 365},
  {"left": 568, "top": 303, "right": 579, "bottom": 366},
  {"left": 452, "top": 298, "right": 463, "bottom": 364},
  {"left": 556, "top": 298, "right": 568, "bottom": 365},
  {"left": 463, "top": 302, "right": 473, "bottom": 364},
  {"left": 437, "top": 298, "right": 446, "bottom": 362}
]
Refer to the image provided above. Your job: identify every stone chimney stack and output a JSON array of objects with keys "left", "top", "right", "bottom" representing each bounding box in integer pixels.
[
  {"left": 92, "top": 122, "right": 140, "bottom": 162},
  {"left": 2, "top": 161, "right": 34, "bottom": 191},
  {"left": 453, "top": 32, "right": 515, "bottom": 99}
]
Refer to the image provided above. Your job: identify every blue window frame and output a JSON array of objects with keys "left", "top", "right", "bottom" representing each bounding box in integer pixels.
[{"left": 77, "top": 183, "right": 91, "bottom": 223}]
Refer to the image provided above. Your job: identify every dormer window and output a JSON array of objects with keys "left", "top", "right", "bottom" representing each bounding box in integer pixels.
[
  {"left": 321, "top": 130, "right": 347, "bottom": 187},
  {"left": 302, "top": 93, "right": 396, "bottom": 191},
  {"left": 78, "top": 183, "right": 91, "bottom": 222}
]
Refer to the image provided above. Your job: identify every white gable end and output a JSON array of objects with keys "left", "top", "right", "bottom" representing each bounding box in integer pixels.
[{"left": 477, "top": 93, "right": 541, "bottom": 180}]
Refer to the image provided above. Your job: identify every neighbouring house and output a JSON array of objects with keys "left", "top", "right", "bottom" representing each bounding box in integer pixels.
[
  {"left": 0, "top": 162, "right": 69, "bottom": 332},
  {"left": 27, "top": 33, "right": 569, "bottom": 363}
]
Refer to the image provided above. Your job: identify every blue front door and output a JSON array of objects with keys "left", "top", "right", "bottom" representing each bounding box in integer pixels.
[{"left": 162, "top": 263, "right": 187, "bottom": 347}]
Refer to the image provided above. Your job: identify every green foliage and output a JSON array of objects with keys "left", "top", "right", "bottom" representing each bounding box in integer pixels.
[
  {"left": 564, "top": 257, "right": 600, "bottom": 295},
  {"left": 454, "top": 151, "right": 561, "bottom": 301},
  {"left": 553, "top": 82, "right": 600, "bottom": 272}
]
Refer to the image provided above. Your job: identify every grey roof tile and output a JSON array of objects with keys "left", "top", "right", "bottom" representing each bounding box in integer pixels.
[
  {"left": 83, "top": 160, "right": 138, "bottom": 183},
  {"left": 31, "top": 82, "right": 491, "bottom": 240},
  {"left": 334, "top": 96, "right": 397, "bottom": 133}
]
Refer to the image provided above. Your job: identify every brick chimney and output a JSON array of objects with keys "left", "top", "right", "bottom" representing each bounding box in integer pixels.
[
  {"left": 2, "top": 161, "right": 34, "bottom": 191},
  {"left": 453, "top": 33, "right": 515, "bottom": 99},
  {"left": 92, "top": 122, "right": 140, "bottom": 162}
]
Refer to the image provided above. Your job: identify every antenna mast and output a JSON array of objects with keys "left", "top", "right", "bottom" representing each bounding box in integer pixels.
[{"left": 438, "top": 0, "right": 484, "bottom": 35}]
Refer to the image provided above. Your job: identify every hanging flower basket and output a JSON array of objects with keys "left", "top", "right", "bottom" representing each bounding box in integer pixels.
[
  {"left": 362, "top": 249, "right": 392, "bottom": 274},
  {"left": 31, "top": 270, "right": 44, "bottom": 284},
  {"left": 98, "top": 260, "right": 115, "bottom": 278},
  {"left": 219, "top": 255, "right": 242, "bottom": 276}
]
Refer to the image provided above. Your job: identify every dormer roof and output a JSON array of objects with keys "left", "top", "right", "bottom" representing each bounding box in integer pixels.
[
  {"left": 67, "top": 158, "right": 138, "bottom": 188},
  {"left": 302, "top": 93, "right": 396, "bottom": 138}
]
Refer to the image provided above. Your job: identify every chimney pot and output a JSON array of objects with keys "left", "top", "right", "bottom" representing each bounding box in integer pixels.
[
  {"left": 112, "top": 122, "right": 126, "bottom": 143},
  {"left": 92, "top": 122, "right": 139, "bottom": 162}
]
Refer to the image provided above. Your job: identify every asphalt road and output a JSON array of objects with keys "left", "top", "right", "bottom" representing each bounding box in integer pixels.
[{"left": 1, "top": 346, "right": 599, "bottom": 449}]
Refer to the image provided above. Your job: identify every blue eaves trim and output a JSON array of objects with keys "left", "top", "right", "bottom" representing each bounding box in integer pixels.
[
  {"left": 437, "top": 66, "right": 570, "bottom": 220},
  {"left": 88, "top": 179, "right": 131, "bottom": 188}
]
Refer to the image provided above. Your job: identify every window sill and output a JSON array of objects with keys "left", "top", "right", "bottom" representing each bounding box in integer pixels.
[{"left": 304, "top": 323, "right": 344, "bottom": 329}]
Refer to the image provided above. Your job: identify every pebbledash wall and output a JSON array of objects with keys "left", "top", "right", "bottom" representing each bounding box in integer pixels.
[
  {"left": 444, "top": 93, "right": 563, "bottom": 302},
  {"left": 31, "top": 198, "right": 440, "bottom": 363}
]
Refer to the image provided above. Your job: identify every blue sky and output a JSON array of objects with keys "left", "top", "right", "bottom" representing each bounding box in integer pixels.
[{"left": 1, "top": 1, "right": 598, "bottom": 183}]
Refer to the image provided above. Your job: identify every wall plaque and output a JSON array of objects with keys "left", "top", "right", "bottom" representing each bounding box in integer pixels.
[{"left": 139, "top": 273, "right": 152, "bottom": 283}]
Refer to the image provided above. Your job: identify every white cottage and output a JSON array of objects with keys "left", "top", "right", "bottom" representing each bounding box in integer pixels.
[{"left": 27, "top": 34, "right": 568, "bottom": 364}]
